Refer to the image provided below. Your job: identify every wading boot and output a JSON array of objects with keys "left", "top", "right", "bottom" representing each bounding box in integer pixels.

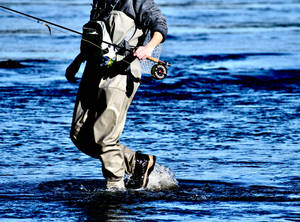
[{"left": 126, "top": 151, "right": 156, "bottom": 189}]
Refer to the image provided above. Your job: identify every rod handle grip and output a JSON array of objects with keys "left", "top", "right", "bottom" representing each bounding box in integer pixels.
[{"left": 147, "top": 56, "right": 171, "bottom": 66}]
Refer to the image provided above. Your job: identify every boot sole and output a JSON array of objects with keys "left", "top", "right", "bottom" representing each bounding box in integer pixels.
[{"left": 142, "top": 155, "right": 156, "bottom": 188}]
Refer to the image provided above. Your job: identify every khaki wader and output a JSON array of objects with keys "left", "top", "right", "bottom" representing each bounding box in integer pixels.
[{"left": 70, "top": 11, "right": 144, "bottom": 188}]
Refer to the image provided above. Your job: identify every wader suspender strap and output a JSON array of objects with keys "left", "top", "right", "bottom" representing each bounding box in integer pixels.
[
  {"left": 91, "top": 0, "right": 120, "bottom": 22},
  {"left": 121, "top": 28, "right": 150, "bottom": 98}
]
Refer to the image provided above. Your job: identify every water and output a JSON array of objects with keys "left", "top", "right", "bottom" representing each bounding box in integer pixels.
[{"left": 0, "top": 0, "right": 299, "bottom": 221}]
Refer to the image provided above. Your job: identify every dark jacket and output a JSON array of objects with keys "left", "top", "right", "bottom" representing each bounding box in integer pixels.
[{"left": 115, "top": 0, "right": 168, "bottom": 41}]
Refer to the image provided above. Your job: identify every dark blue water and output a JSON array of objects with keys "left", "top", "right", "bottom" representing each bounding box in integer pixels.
[{"left": 0, "top": 0, "right": 300, "bottom": 221}]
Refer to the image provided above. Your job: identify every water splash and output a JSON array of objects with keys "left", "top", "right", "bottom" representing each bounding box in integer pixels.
[{"left": 147, "top": 163, "right": 178, "bottom": 190}]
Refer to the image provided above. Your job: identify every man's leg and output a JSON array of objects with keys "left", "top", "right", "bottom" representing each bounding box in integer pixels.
[{"left": 94, "top": 86, "right": 138, "bottom": 189}]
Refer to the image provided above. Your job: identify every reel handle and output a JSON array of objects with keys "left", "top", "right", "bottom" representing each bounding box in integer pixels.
[{"left": 151, "top": 64, "right": 168, "bottom": 80}]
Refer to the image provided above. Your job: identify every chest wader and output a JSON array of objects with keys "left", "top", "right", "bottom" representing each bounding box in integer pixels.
[{"left": 70, "top": 9, "right": 144, "bottom": 188}]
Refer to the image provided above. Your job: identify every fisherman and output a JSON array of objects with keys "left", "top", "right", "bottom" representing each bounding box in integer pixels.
[{"left": 65, "top": 0, "right": 168, "bottom": 190}]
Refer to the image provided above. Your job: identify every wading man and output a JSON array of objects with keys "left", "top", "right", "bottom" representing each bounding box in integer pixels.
[{"left": 65, "top": 0, "right": 167, "bottom": 190}]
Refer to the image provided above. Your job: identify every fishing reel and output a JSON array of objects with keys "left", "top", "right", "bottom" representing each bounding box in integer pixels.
[{"left": 151, "top": 63, "right": 168, "bottom": 80}]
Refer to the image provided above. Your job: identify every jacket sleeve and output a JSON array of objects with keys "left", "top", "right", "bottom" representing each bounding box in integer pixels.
[{"left": 133, "top": 0, "right": 168, "bottom": 42}]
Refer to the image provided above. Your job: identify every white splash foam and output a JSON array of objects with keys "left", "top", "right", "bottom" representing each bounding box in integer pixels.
[{"left": 147, "top": 163, "right": 178, "bottom": 190}]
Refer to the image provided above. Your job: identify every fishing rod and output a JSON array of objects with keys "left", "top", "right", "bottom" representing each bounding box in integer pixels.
[
  {"left": 0, "top": 5, "right": 171, "bottom": 69},
  {"left": 0, "top": 5, "right": 81, "bottom": 35}
]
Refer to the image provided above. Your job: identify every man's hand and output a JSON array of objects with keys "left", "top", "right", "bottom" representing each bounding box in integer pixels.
[
  {"left": 65, "top": 53, "right": 85, "bottom": 82},
  {"left": 133, "top": 31, "right": 163, "bottom": 60},
  {"left": 133, "top": 45, "right": 154, "bottom": 60},
  {"left": 65, "top": 63, "right": 79, "bottom": 83}
]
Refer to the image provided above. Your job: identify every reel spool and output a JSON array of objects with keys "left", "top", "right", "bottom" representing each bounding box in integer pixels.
[{"left": 151, "top": 64, "right": 167, "bottom": 80}]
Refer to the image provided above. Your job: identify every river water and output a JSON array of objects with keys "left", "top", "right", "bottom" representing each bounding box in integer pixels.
[{"left": 0, "top": 0, "right": 299, "bottom": 221}]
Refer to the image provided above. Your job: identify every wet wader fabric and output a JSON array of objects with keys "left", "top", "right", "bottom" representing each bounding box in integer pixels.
[{"left": 70, "top": 11, "right": 143, "bottom": 187}]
